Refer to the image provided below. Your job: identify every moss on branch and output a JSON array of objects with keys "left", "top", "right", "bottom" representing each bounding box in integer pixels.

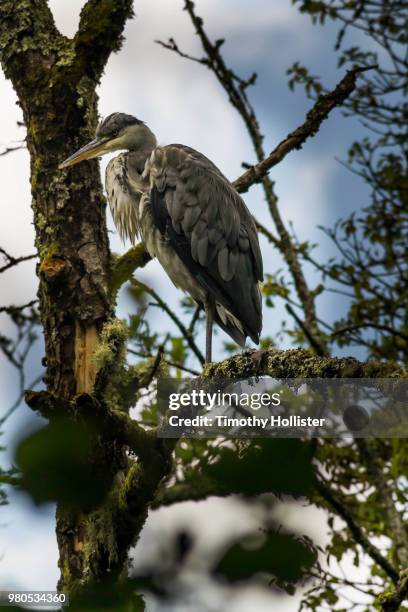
[
  {"left": 0, "top": 0, "right": 61, "bottom": 82},
  {"left": 109, "top": 244, "right": 151, "bottom": 299},
  {"left": 93, "top": 319, "right": 128, "bottom": 373},
  {"left": 202, "top": 348, "right": 406, "bottom": 380},
  {"left": 74, "top": 0, "right": 134, "bottom": 82},
  {"left": 377, "top": 569, "right": 408, "bottom": 612}
]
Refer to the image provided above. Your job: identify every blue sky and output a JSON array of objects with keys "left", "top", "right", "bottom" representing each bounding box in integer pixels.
[{"left": 0, "top": 2, "right": 375, "bottom": 609}]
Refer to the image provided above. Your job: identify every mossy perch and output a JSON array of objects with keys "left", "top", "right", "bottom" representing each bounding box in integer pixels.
[{"left": 109, "top": 243, "right": 151, "bottom": 299}]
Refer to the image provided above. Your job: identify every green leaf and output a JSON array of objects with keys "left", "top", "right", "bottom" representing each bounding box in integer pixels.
[
  {"left": 72, "top": 579, "right": 146, "bottom": 611},
  {"left": 203, "top": 439, "right": 315, "bottom": 497},
  {"left": 214, "top": 530, "right": 316, "bottom": 583},
  {"left": 16, "top": 419, "right": 112, "bottom": 509},
  {"left": 170, "top": 337, "right": 185, "bottom": 363}
]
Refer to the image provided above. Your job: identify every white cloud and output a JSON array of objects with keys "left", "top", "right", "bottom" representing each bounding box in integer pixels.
[{"left": 274, "top": 154, "right": 336, "bottom": 237}]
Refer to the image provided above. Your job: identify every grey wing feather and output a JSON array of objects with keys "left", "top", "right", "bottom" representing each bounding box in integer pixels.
[{"left": 147, "top": 144, "right": 263, "bottom": 344}]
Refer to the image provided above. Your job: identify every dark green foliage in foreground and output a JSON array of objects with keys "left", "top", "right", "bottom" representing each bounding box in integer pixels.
[
  {"left": 214, "top": 530, "right": 316, "bottom": 585},
  {"left": 16, "top": 418, "right": 112, "bottom": 509},
  {"left": 69, "top": 580, "right": 146, "bottom": 612},
  {"left": 203, "top": 438, "right": 315, "bottom": 497}
]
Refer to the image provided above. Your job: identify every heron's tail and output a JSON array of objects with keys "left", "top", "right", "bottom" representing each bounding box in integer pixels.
[{"left": 214, "top": 303, "right": 249, "bottom": 348}]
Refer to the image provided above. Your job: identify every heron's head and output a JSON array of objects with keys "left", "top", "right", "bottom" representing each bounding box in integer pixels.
[{"left": 59, "top": 113, "right": 155, "bottom": 169}]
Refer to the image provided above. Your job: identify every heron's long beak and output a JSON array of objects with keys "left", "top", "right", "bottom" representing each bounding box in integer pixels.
[{"left": 58, "top": 137, "right": 110, "bottom": 169}]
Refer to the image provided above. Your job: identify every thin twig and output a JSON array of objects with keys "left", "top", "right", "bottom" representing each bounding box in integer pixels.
[
  {"left": 140, "top": 344, "right": 165, "bottom": 388},
  {"left": 285, "top": 304, "right": 327, "bottom": 356},
  {"left": 315, "top": 474, "right": 399, "bottom": 584},
  {"left": 0, "top": 373, "right": 43, "bottom": 426},
  {"left": 253, "top": 217, "right": 280, "bottom": 247},
  {"left": 0, "top": 299, "right": 38, "bottom": 315},
  {"left": 0, "top": 142, "right": 25, "bottom": 157},
  {"left": 188, "top": 304, "right": 202, "bottom": 335},
  {"left": 131, "top": 279, "right": 205, "bottom": 365},
  {"left": 331, "top": 323, "right": 408, "bottom": 342},
  {"left": 128, "top": 349, "right": 200, "bottom": 376},
  {"left": 233, "top": 66, "right": 377, "bottom": 194},
  {"left": 0, "top": 247, "right": 37, "bottom": 274}
]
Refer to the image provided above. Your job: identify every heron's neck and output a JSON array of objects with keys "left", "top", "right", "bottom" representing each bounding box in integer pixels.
[{"left": 127, "top": 127, "right": 157, "bottom": 172}]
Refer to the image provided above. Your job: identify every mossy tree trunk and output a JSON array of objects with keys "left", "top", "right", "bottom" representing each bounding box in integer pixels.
[{"left": 0, "top": 0, "right": 134, "bottom": 594}]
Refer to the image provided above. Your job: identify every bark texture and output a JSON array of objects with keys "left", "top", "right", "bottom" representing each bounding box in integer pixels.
[{"left": 0, "top": 0, "right": 134, "bottom": 594}]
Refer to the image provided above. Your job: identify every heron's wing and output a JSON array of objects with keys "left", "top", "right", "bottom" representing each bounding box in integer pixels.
[
  {"left": 105, "top": 153, "right": 142, "bottom": 243},
  {"left": 146, "top": 144, "right": 263, "bottom": 344}
]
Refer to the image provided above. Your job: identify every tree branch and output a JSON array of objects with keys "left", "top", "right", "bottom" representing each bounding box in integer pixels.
[
  {"left": 74, "top": 0, "right": 134, "bottom": 82},
  {"left": 151, "top": 476, "right": 230, "bottom": 509},
  {"left": 152, "top": 345, "right": 406, "bottom": 539},
  {"left": 233, "top": 66, "right": 377, "bottom": 194},
  {"left": 109, "top": 243, "right": 151, "bottom": 298},
  {"left": 152, "top": 453, "right": 401, "bottom": 589},
  {"left": 202, "top": 347, "right": 405, "bottom": 380},
  {"left": 131, "top": 279, "right": 205, "bottom": 365},
  {"left": 0, "top": 247, "right": 36, "bottom": 274},
  {"left": 155, "top": 37, "right": 209, "bottom": 67},
  {"left": 0, "top": 300, "right": 37, "bottom": 315},
  {"left": 128, "top": 349, "right": 200, "bottom": 376},
  {"left": 332, "top": 323, "right": 408, "bottom": 343},
  {"left": 24, "top": 389, "right": 156, "bottom": 462},
  {"left": 0, "top": 374, "right": 42, "bottom": 427},
  {"left": 0, "top": 142, "right": 25, "bottom": 157},
  {"left": 356, "top": 439, "right": 408, "bottom": 567},
  {"left": 285, "top": 303, "right": 327, "bottom": 356},
  {"left": 315, "top": 476, "right": 399, "bottom": 584},
  {"left": 0, "top": 0, "right": 60, "bottom": 84},
  {"left": 378, "top": 570, "right": 408, "bottom": 612},
  {"left": 253, "top": 217, "right": 281, "bottom": 247}
]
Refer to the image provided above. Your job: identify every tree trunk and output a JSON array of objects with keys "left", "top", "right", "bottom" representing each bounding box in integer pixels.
[{"left": 0, "top": 0, "right": 134, "bottom": 594}]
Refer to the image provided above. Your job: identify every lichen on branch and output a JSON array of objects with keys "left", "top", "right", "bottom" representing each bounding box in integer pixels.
[
  {"left": 74, "top": 0, "right": 134, "bottom": 82},
  {"left": 202, "top": 347, "right": 406, "bottom": 380},
  {"left": 109, "top": 243, "right": 151, "bottom": 299}
]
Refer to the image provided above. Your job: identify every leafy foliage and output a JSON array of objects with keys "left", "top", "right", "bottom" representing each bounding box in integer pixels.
[
  {"left": 290, "top": 0, "right": 408, "bottom": 361},
  {"left": 203, "top": 439, "right": 315, "bottom": 497},
  {"left": 214, "top": 530, "right": 316, "bottom": 586},
  {"left": 70, "top": 579, "right": 146, "bottom": 612},
  {"left": 16, "top": 418, "right": 112, "bottom": 509}
]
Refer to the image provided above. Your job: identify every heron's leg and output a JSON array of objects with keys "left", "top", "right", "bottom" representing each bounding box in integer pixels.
[{"left": 204, "top": 297, "right": 214, "bottom": 363}]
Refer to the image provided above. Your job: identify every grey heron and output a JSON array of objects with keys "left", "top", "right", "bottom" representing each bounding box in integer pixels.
[{"left": 59, "top": 113, "right": 263, "bottom": 363}]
